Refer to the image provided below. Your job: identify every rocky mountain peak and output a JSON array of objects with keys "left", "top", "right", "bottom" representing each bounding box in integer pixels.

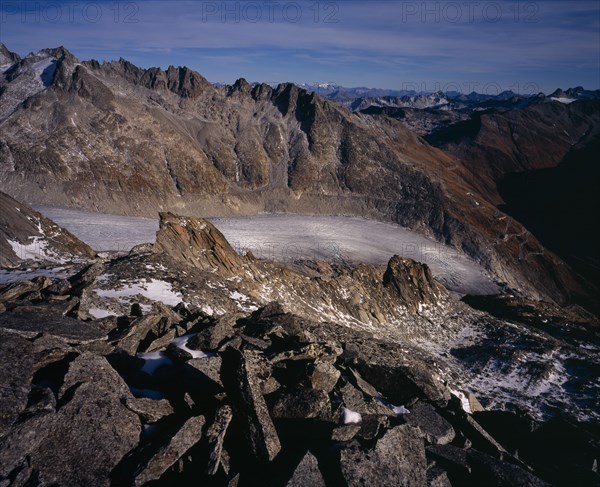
[
  {"left": 0, "top": 43, "right": 20, "bottom": 66},
  {"left": 250, "top": 82, "right": 274, "bottom": 101},
  {"left": 153, "top": 212, "right": 247, "bottom": 273},
  {"left": 165, "top": 65, "right": 211, "bottom": 98},
  {"left": 229, "top": 77, "right": 252, "bottom": 96},
  {"left": 39, "top": 46, "right": 78, "bottom": 64}
]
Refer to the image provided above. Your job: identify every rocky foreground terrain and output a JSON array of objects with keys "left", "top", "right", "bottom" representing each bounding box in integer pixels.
[{"left": 1, "top": 212, "right": 599, "bottom": 487}]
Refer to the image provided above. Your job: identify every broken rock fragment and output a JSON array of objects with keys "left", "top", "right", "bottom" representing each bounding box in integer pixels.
[
  {"left": 132, "top": 414, "right": 206, "bottom": 486},
  {"left": 206, "top": 405, "right": 234, "bottom": 475},
  {"left": 220, "top": 347, "right": 281, "bottom": 462}
]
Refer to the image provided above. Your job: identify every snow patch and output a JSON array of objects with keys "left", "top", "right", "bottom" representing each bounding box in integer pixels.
[
  {"left": 95, "top": 279, "right": 183, "bottom": 306},
  {"left": 342, "top": 407, "right": 362, "bottom": 424},
  {"left": 88, "top": 308, "right": 116, "bottom": 319},
  {"left": 229, "top": 290, "right": 248, "bottom": 301},
  {"left": 137, "top": 351, "right": 173, "bottom": 375},
  {"left": 450, "top": 388, "right": 472, "bottom": 414},
  {"left": 32, "top": 58, "right": 57, "bottom": 87},
  {"left": 7, "top": 237, "right": 65, "bottom": 263},
  {"left": 171, "top": 334, "right": 210, "bottom": 359},
  {"left": 550, "top": 97, "right": 576, "bottom": 104},
  {"left": 392, "top": 405, "right": 410, "bottom": 415}
]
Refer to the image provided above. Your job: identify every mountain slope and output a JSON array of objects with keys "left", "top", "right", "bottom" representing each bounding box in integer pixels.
[
  {"left": 425, "top": 99, "right": 600, "bottom": 204},
  {"left": 0, "top": 190, "right": 95, "bottom": 267}
]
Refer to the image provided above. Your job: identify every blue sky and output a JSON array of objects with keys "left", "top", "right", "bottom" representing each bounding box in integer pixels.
[{"left": 1, "top": 0, "right": 598, "bottom": 93}]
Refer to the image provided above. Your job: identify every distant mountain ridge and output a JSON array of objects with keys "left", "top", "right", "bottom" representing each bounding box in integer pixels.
[{"left": 291, "top": 82, "right": 600, "bottom": 109}]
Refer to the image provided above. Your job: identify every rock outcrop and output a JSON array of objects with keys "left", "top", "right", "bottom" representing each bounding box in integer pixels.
[
  {"left": 383, "top": 256, "right": 445, "bottom": 312},
  {"left": 154, "top": 212, "right": 247, "bottom": 273}
]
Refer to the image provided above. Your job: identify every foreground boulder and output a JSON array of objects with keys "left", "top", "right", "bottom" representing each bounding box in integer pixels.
[
  {"left": 0, "top": 213, "right": 596, "bottom": 486},
  {"left": 0, "top": 354, "right": 140, "bottom": 486},
  {"left": 130, "top": 415, "right": 206, "bottom": 486}
]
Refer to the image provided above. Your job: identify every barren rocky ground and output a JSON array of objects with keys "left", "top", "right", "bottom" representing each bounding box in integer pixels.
[{"left": 0, "top": 212, "right": 598, "bottom": 486}]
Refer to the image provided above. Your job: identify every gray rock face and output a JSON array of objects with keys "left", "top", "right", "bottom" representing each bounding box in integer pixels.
[
  {"left": 220, "top": 347, "right": 281, "bottom": 462},
  {"left": 0, "top": 310, "right": 108, "bottom": 342},
  {"left": 0, "top": 331, "right": 35, "bottom": 435},
  {"left": 125, "top": 397, "right": 174, "bottom": 423},
  {"left": 340, "top": 425, "right": 427, "bottom": 487}
]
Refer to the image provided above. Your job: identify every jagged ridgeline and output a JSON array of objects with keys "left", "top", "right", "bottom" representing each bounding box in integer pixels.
[
  {"left": 1, "top": 212, "right": 598, "bottom": 486},
  {"left": 0, "top": 44, "right": 597, "bottom": 309}
]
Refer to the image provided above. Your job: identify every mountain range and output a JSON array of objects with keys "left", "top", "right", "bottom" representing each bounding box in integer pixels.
[{"left": 0, "top": 44, "right": 598, "bottom": 311}]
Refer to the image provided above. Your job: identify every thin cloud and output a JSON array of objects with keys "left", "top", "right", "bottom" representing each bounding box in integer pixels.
[{"left": 0, "top": 0, "right": 597, "bottom": 91}]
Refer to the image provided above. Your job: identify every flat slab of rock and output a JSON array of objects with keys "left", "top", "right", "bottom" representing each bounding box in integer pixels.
[
  {"left": 0, "top": 276, "right": 51, "bottom": 303},
  {"left": 0, "top": 310, "right": 107, "bottom": 342},
  {"left": 125, "top": 397, "right": 175, "bottom": 423},
  {"left": 426, "top": 444, "right": 471, "bottom": 477},
  {"left": 206, "top": 405, "right": 233, "bottom": 475},
  {"left": 309, "top": 361, "right": 341, "bottom": 392},
  {"left": 132, "top": 414, "right": 206, "bottom": 486},
  {"left": 220, "top": 347, "right": 281, "bottom": 462},
  {"left": 468, "top": 449, "right": 550, "bottom": 487},
  {"left": 340, "top": 425, "right": 427, "bottom": 487},
  {"left": 404, "top": 402, "right": 455, "bottom": 445}
]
